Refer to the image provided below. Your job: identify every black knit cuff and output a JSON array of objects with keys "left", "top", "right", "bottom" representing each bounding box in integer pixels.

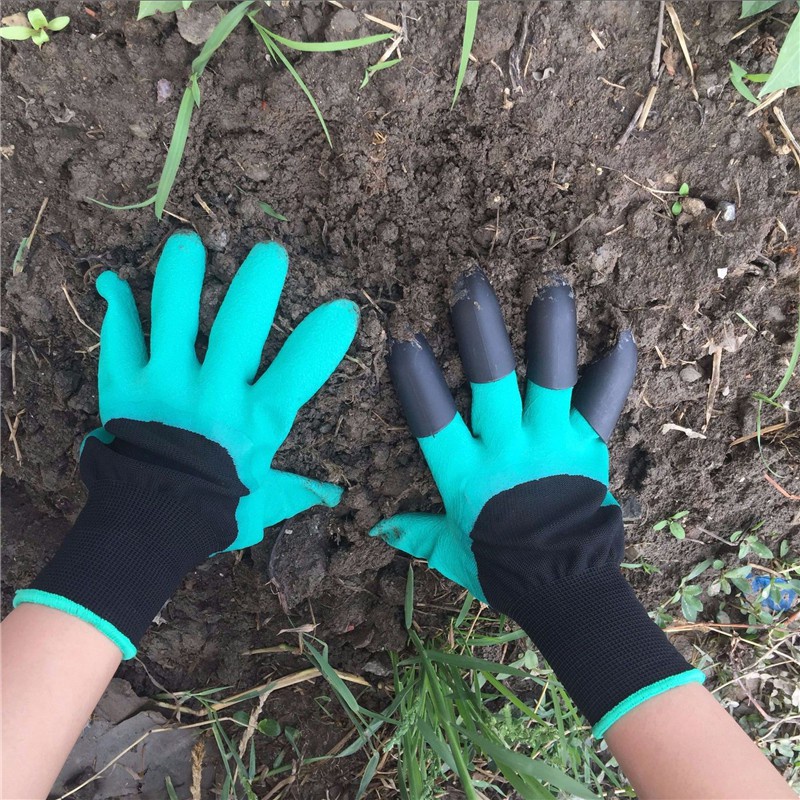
[
  {"left": 508, "top": 564, "right": 697, "bottom": 730},
  {"left": 16, "top": 420, "right": 247, "bottom": 657}
]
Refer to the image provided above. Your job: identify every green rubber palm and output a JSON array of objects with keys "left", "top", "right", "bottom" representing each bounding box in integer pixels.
[{"left": 95, "top": 230, "right": 359, "bottom": 550}]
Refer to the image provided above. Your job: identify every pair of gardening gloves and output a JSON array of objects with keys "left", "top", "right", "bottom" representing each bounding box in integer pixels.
[{"left": 16, "top": 232, "right": 703, "bottom": 738}]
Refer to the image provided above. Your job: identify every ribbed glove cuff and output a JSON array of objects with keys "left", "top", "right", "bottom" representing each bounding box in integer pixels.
[{"left": 507, "top": 564, "right": 705, "bottom": 737}]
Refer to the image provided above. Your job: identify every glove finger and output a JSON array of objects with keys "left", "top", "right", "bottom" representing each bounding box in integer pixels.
[
  {"left": 252, "top": 298, "right": 359, "bottom": 439},
  {"left": 204, "top": 242, "right": 288, "bottom": 383},
  {"left": 149, "top": 231, "right": 206, "bottom": 372},
  {"left": 95, "top": 271, "right": 147, "bottom": 389},
  {"left": 572, "top": 330, "right": 637, "bottom": 442},
  {"left": 369, "top": 512, "right": 450, "bottom": 561},
  {"left": 387, "top": 335, "right": 476, "bottom": 486},
  {"left": 523, "top": 278, "right": 577, "bottom": 424},
  {"left": 451, "top": 267, "right": 521, "bottom": 445},
  {"left": 227, "top": 471, "right": 344, "bottom": 550},
  {"left": 370, "top": 512, "right": 486, "bottom": 600}
]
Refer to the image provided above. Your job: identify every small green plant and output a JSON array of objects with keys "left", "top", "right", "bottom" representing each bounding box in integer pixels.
[
  {"left": 0, "top": 8, "right": 69, "bottom": 47},
  {"left": 670, "top": 182, "right": 690, "bottom": 216},
  {"left": 92, "top": 2, "right": 391, "bottom": 219},
  {"left": 653, "top": 509, "right": 689, "bottom": 539},
  {"left": 730, "top": 1, "right": 800, "bottom": 102},
  {"left": 452, "top": 0, "right": 479, "bottom": 107}
]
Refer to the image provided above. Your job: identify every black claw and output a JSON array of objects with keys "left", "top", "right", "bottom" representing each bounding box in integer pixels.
[
  {"left": 451, "top": 267, "right": 516, "bottom": 383},
  {"left": 387, "top": 335, "right": 457, "bottom": 438},
  {"left": 525, "top": 279, "right": 578, "bottom": 390},
  {"left": 572, "top": 330, "right": 638, "bottom": 442}
]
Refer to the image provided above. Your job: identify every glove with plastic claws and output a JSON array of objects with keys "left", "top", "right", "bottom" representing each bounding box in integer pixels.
[
  {"left": 370, "top": 268, "right": 704, "bottom": 737},
  {"left": 15, "top": 231, "right": 359, "bottom": 659}
]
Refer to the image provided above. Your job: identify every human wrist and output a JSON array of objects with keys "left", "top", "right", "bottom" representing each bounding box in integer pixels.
[{"left": 14, "top": 419, "right": 246, "bottom": 658}]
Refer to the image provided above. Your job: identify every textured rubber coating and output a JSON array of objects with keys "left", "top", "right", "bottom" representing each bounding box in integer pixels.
[
  {"left": 451, "top": 267, "right": 516, "bottom": 383},
  {"left": 387, "top": 335, "right": 457, "bottom": 438},
  {"left": 17, "top": 419, "right": 246, "bottom": 655},
  {"left": 526, "top": 281, "right": 578, "bottom": 390},
  {"left": 573, "top": 331, "right": 638, "bottom": 443},
  {"left": 471, "top": 476, "right": 698, "bottom": 730}
]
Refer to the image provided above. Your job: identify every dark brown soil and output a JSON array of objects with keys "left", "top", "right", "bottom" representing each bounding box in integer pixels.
[{"left": 2, "top": 1, "right": 799, "bottom": 796}]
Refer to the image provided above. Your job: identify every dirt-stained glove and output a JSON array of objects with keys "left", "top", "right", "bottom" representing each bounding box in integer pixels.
[
  {"left": 370, "top": 268, "right": 704, "bottom": 737},
  {"left": 15, "top": 231, "right": 359, "bottom": 659}
]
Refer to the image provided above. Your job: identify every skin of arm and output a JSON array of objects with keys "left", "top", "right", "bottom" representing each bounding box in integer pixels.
[
  {"left": 1, "top": 604, "right": 121, "bottom": 800},
  {"left": 605, "top": 681, "right": 796, "bottom": 799}
]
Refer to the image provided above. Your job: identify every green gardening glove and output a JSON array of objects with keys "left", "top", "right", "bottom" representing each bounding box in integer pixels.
[
  {"left": 371, "top": 268, "right": 704, "bottom": 737},
  {"left": 15, "top": 231, "right": 359, "bottom": 658}
]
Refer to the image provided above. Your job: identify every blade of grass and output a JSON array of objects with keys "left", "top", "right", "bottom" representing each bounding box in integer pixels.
[
  {"left": 191, "top": 0, "right": 254, "bottom": 76},
  {"left": 154, "top": 86, "right": 197, "bottom": 219},
  {"left": 418, "top": 649, "right": 530, "bottom": 677},
  {"left": 87, "top": 194, "right": 157, "bottom": 211},
  {"left": 360, "top": 57, "right": 402, "bottom": 89},
  {"left": 452, "top": 0, "right": 479, "bottom": 107},
  {"left": 258, "top": 200, "right": 287, "bottom": 221},
  {"left": 251, "top": 18, "right": 332, "bottom": 146},
  {"left": 404, "top": 562, "right": 414, "bottom": 630},
  {"left": 355, "top": 750, "right": 380, "bottom": 800},
  {"left": 264, "top": 29, "right": 392, "bottom": 52},
  {"left": 760, "top": 10, "right": 800, "bottom": 96},
  {"left": 729, "top": 60, "right": 760, "bottom": 103}
]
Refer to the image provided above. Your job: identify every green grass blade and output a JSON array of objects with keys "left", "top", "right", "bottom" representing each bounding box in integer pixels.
[
  {"left": 360, "top": 57, "right": 402, "bottom": 89},
  {"left": 164, "top": 776, "right": 179, "bottom": 800},
  {"left": 452, "top": 0, "right": 479, "bottom": 108},
  {"left": 420, "top": 649, "right": 529, "bottom": 677},
  {"left": 355, "top": 750, "right": 380, "bottom": 800},
  {"left": 740, "top": 0, "right": 781, "bottom": 18},
  {"left": 266, "top": 29, "right": 392, "bottom": 52},
  {"left": 404, "top": 562, "right": 414, "bottom": 630},
  {"left": 155, "top": 86, "right": 195, "bottom": 218},
  {"left": 87, "top": 193, "right": 157, "bottom": 211},
  {"left": 191, "top": 0, "right": 254, "bottom": 76},
  {"left": 258, "top": 200, "right": 287, "bottom": 221},
  {"left": 729, "top": 60, "right": 759, "bottom": 104},
  {"left": 768, "top": 290, "right": 800, "bottom": 402},
  {"left": 251, "top": 20, "right": 332, "bottom": 146},
  {"left": 303, "top": 638, "right": 362, "bottom": 715},
  {"left": 460, "top": 728, "right": 598, "bottom": 799},
  {"left": 760, "top": 10, "right": 800, "bottom": 96},
  {"left": 454, "top": 592, "right": 474, "bottom": 628},
  {"left": 417, "top": 718, "right": 459, "bottom": 773}
]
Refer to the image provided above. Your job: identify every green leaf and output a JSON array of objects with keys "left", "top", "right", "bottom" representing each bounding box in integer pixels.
[
  {"left": 30, "top": 27, "right": 48, "bottom": 46},
  {"left": 671, "top": 200, "right": 683, "bottom": 215},
  {"left": 0, "top": 26, "right": 34, "bottom": 40},
  {"left": 360, "top": 57, "right": 402, "bottom": 89},
  {"left": 47, "top": 16, "right": 70, "bottom": 31},
  {"left": 740, "top": 0, "right": 781, "bottom": 18},
  {"left": 749, "top": 539, "right": 773, "bottom": 559},
  {"left": 404, "top": 562, "right": 414, "bottom": 630},
  {"left": 418, "top": 650, "right": 529, "bottom": 677},
  {"left": 452, "top": 0, "right": 479, "bottom": 108},
  {"left": 266, "top": 29, "right": 392, "bottom": 52},
  {"left": 27, "top": 8, "right": 47, "bottom": 30},
  {"left": 760, "top": 10, "right": 800, "bottom": 96},
  {"left": 685, "top": 558, "right": 714, "bottom": 582},
  {"left": 190, "top": 73, "right": 200, "bottom": 106},
  {"left": 678, "top": 183, "right": 690, "bottom": 197},
  {"left": 780, "top": 540, "right": 789, "bottom": 558},
  {"left": 713, "top": 559, "right": 725, "bottom": 570},
  {"left": 303, "top": 639, "right": 362, "bottom": 714},
  {"left": 653, "top": 520, "right": 669, "bottom": 531},
  {"left": 87, "top": 193, "right": 158, "bottom": 211},
  {"left": 680, "top": 592, "right": 703, "bottom": 622},
  {"left": 252, "top": 19, "right": 332, "bottom": 146},
  {"left": 669, "top": 521, "right": 686, "bottom": 539},
  {"left": 137, "top": 1, "right": 192, "bottom": 20},
  {"left": 165, "top": 775, "right": 179, "bottom": 800},
  {"left": 257, "top": 200, "right": 287, "bottom": 221},
  {"left": 459, "top": 729, "right": 598, "bottom": 799},
  {"left": 416, "top": 718, "right": 459, "bottom": 773},
  {"left": 355, "top": 751, "right": 380, "bottom": 800},
  {"left": 257, "top": 718, "right": 281, "bottom": 737},
  {"left": 454, "top": 592, "right": 474, "bottom": 628},
  {"left": 154, "top": 86, "right": 195, "bottom": 218},
  {"left": 766, "top": 299, "right": 800, "bottom": 403},
  {"left": 192, "top": 0, "right": 253, "bottom": 76}
]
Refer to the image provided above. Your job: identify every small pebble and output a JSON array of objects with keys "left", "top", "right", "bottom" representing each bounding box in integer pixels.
[
  {"left": 718, "top": 201, "right": 736, "bottom": 222},
  {"left": 717, "top": 267, "right": 728, "bottom": 280},
  {"left": 680, "top": 366, "right": 703, "bottom": 383},
  {"left": 156, "top": 79, "right": 172, "bottom": 105}
]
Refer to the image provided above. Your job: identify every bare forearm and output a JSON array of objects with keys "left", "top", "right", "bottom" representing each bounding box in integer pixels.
[
  {"left": 1, "top": 604, "right": 121, "bottom": 800},
  {"left": 605, "top": 682, "right": 795, "bottom": 799}
]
